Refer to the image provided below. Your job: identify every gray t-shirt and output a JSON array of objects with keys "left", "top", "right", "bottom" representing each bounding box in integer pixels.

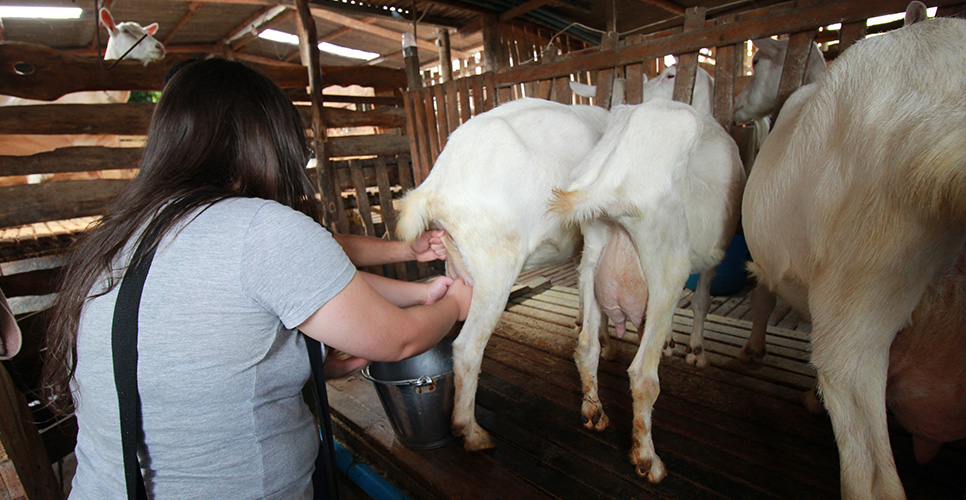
[{"left": 69, "top": 197, "right": 356, "bottom": 499}]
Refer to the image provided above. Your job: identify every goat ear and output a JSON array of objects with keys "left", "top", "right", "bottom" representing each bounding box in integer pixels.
[
  {"left": 752, "top": 37, "right": 782, "bottom": 57},
  {"left": 144, "top": 22, "right": 159, "bottom": 36},
  {"left": 99, "top": 8, "right": 116, "bottom": 32}
]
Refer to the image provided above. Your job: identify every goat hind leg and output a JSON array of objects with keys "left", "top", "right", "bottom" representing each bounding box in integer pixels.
[
  {"left": 739, "top": 284, "right": 774, "bottom": 363},
  {"left": 451, "top": 266, "right": 519, "bottom": 451},
  {"left": 686, "top": 270, "right": 714, "bottom": 368}
]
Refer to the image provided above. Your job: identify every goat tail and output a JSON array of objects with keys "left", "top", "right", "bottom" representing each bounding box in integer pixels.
[
  {"left": 548, "top": 188, "right": 604, "bottom": 224},
  {"left": 395, "top": 190, "right": 433, "bottom": 243},
  {"left": 905, "top": 123, "right": 966, "bottom": 225}
]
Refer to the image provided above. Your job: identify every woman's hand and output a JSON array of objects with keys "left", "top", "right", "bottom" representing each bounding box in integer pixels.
[
  {"left": 423, "top": 276, "right": 453, "bottom": 305},
  {"left": 411, "top": 229, "right": 447, "bottom": 262}
]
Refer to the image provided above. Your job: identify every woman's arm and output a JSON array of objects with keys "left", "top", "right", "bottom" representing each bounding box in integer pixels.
[
  {"left": 299, "top": 272, "right": 471, "bottom": 362},
  {"left": 359, "top": 272, "right": 453, "bottom": 308},
  {"left": 333, "top": 230, "right": 446, "bottom": 267}
]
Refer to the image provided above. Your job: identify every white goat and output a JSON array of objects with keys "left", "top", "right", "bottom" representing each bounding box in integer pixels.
[
  {"left": 572, "top": 63, "right": 722, "bottom": 367},
  {"left": 741, "top": 15, "right": 966, "bottom": 500},
  {"left": 0, "top": 8, "right": 164, "bottom": 156},
  {"left": 396, "top": 97, "right": 609, "bottom": 451},
  {"left": 732, "top": 36, "right": 826, "bottom": 143},
  {"left": 551, "top": 99, "right": 745, "bottom": 481}
]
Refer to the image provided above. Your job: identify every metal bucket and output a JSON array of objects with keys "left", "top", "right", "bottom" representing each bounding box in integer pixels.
[{"left": 361, "top": 337, "right": 456, "bottom": 450}]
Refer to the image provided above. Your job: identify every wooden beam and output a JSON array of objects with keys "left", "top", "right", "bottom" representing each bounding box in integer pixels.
[
  {"left": 0, "top": 147, "right": 143, "bottom": 176},
  {"left": 230, "top": 9, "right": 296, "bottom": 51},
  {"left": 499, "top": 0, "right": 555, "bottom": 22},
  {"left": 413, "top": 0, "right": 490, "bottom": 15},
  {"left": 0, "top": 179, "right": 128, "bottom": 228},
  {"left": 307, "top": 6, "right": 470, "bottom": 59},
  {"left": 671, "top": 7, "right": 706, "bottom": 105},
  {"left": 296, "top": 0, "right": 340, "bottom": 232},
  {"left": 164, "top": 2, "right": 204, "bottom": 46},
  {"left": 0, "top": 363, "right": 64, "bottom": 500},
  {"left": 218, "top": 5, "right": 285, "bottom": 45},
  {"left": 632, "top": 0, "right": 686, "bottom": 16}
]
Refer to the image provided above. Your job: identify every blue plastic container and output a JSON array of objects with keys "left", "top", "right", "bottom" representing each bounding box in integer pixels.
[{"left": 685, "top": 234, "right": 750, "bottom": 296}]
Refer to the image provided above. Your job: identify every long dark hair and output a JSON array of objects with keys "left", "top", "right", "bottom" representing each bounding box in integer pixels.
[{"left": 43, "top": 57, "right": 320, "bottom": 414}]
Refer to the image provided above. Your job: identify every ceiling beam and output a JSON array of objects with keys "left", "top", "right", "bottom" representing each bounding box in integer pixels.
[
  {"left": 500, "top": 0, "right": 555, "bottom": 22},
  {"left": 218, "top": 5, "right": 287, "bottom": 45},
  {"left": 415, "top": 0, "right": 492, "bottom": 15},
  {"left": 308, "top": 6, "right": 470, "bottom": 59},
  {"left": 633, "top": 0, "right": 686, "bottom": 16},
  {"left": 164, "top": 2, "right": 204, "bottom": 45},
  {"left": 231, "top": 9, "right": 296, "bottom": 50}
]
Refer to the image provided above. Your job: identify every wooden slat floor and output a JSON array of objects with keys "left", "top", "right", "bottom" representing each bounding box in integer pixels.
[{"left": 327, "top": 262, "right": 966, "bottom": 500}]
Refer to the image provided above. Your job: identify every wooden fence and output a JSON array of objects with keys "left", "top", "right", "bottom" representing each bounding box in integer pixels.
[{"left": 404, "top": 0, "right": 966, "bottom": 182}]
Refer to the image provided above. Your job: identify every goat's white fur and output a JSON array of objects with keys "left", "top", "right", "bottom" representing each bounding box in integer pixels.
[
  {"left": 741, "top": 16, "right": 966, "bottom": 499},
  {"left": 396, "top": 97, "right": 609, "bottom": 451}
]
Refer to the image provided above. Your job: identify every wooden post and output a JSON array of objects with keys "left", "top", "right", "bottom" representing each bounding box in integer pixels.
[
  {"left": 294, "top": 0, "right": 342, "bottom": 233},
  {"left": 671, "top": 7, "right": 707, "bottom": 106},
  {"left": 0, "top": 363, "right": 64, "bottom": 500},
  {"left": 437, "top": 28, "right": 453, "bottom": 83},
  {"left": 482, "top": 13, "right": 506, "bottom": 72},
  {"left": 768, "top": 29, "right": 817, "bottom": 126},
  {"left": 713, "top": 16, "right": 738, "bottom": 133},
  {"left": 593, "top": 31, "right": 619, "bottom": 108}
]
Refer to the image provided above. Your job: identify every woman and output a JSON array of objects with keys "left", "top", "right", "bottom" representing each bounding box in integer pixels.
[{"left": 44, "top": 57, "right": 471, "bottom": 499}]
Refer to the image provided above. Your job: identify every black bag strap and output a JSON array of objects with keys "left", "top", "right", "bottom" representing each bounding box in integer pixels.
[
  {"left": 112, "top": 219, "right": 165, "bottom": 500},
  {"left": 304, "top": 336, "right": 340, "bottom": 500},
  {"left": 111, "top": 208, "right": 339, "bottom": 500}
]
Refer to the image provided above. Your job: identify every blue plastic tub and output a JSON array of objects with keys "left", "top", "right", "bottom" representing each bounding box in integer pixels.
[{"left": 685, "top": 234, "right": 750, "bottom": 296}]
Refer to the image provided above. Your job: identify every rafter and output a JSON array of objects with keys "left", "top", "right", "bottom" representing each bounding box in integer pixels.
[
  {"left": 308, "top": 6, "right": 470, "bottom": 59},
  {"left": 218, "top": 5, "right": 287, "bottom": 45},
  {"left": 500, "top": 0, "right": 555, "bottom": 22},
  {"left": 633, "top": 0, "right": 685, "bottom": 16},
  {"left": 164, "top": 2, "right": 204, "bottom": 45},
  {"left": 231, "top": 9, "right": 296, "bottom": 50}
]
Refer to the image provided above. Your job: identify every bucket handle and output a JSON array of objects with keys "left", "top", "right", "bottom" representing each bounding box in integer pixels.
[{"left": 361, "top": 367, "right": 449, "bottom": 387}]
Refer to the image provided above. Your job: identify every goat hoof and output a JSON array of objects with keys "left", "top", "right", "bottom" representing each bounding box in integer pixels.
[
  {"left": 686, "top": 352, "right": 709, "bottom": 368},
  {"left": 633, "top": 457, "right": 667, "bottom": 483},
  {"left": 801, "top": 388, "right": 824, "bottom": 415},
  {"left": 738, "top": 345, "right": 766, "bottom": 364}
]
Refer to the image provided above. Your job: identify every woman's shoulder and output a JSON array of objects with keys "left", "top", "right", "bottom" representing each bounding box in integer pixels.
[{"left": 202, "top": 198, "right": 312, "bottom": 226}]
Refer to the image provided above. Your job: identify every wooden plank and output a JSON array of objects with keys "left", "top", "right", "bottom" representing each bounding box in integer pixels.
[
  {"left": 327, "top": 134, "right": 409, "bottom": 158},
  {"left": 769, "top": 29, "right": 818, "bottom": 125},
  {"left": 837, "top": 20, "right": 867, "bottom": 53},
  {"left": 469, "top": 74, "right": 485, "bottom": 117},
  {"left": 0, "top": 179, "right": 127, "bottom": 228},
  {"left": 432, "top": 83, "right": 450, "bottom": 150},
  {"left": 0, "top": 363, "right": 63, "bottom": 500},
  {"left": 347, "top": 160, "right": 376, "bottom": 237},
  {"left": 624, "top": 61, "right": 644, "bottom": 105},
  {"left": 713, "top": 16, "right": 738, "bottom": 132},
  {"left": 551, "top": 76, "right": 571, "bottom": 104},
  {"left": 672, "top": 7, "right": 707, "bottom": 106},
  {"left": 422, "top": 87, "right": 441, "bottom": 169},
  {"left": 456, "top": 76, "right": 472, "bottom": 125},
  {"left": 0, "top": 147, "right": 141, "bottom": 177},
  {"left": 483, "top": 72, "right": 497, "bottom": 111},
  {"left": 410, "top": 87, "right": 433, "bottom": 184},
  {"left": 0, "top": 102, "right": 153, "bottom": 135},
  {"left": 443, "top": 80, "right": 460, "bottom": 135},
  {"left": 373, "top": 158, "right": 407, "bottom": 280},
  {"left": 401, "top": 89, "right": 423, "bottom": 185},
  {"left": 593, "top": 31, "right": 619, "bottom": 109}
]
